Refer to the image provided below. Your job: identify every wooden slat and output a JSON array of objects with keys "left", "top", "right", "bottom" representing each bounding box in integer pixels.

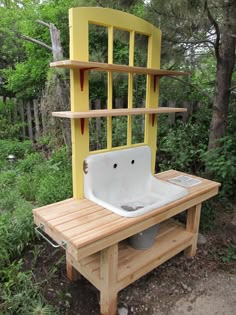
[
  {"left": 48, "top": 205, "right": 104, "bottom": 225},
  {"left": 33, "top": 171, "right": 220, "bottom": 259},
  {"left": 54, "top": 209, "right": 112, "bottom": 232},
  {"left": 117, "top": 229, "right": 193, "bottom": 291},
  {"left": 50, "top": 60, "right": 190, "bottom": 77},
  {"left": 52, "top": 107, "right": 187, "bottom": 119},
  {"left": 73, "top": 220, "right": 193, "bottom": 292}
]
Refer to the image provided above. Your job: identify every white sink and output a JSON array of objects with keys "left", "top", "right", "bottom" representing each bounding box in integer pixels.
[{"left": 84, "top": 146, "right": 188, "bottom": 217}]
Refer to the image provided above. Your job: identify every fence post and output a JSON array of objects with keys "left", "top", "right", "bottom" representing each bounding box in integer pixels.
[
  {"left": 33, "top": 99, "right": 40, "bottom": 140},
  {"left": 26, "top": 100, "right": 33, "bottom": 141},
  {"left": 19, "top": 100, "right": 26, "bottom": 139}
]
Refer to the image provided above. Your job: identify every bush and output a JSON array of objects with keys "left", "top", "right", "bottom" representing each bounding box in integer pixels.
[
  {"left": 203, "top": 135, "right": 236, "bottom": 199},
  {"left": 36, "top": 171, "right": 72, "bottom": 206},
  {"left": 0, "top": 200, "right": 34, "bottom": 268},
  {"left": 0, "top": 139, "right": 33, "bottom": 161},
  {"left": 0, "top": 260, "right": 57, "bottom": 315}
]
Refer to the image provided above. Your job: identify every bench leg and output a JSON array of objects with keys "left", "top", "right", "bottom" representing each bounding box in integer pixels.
[
  {"left": 185, "top": 204, "right": 202, "bottom": 257},
  {"left": 100, "top": 244, "right": 118, "bottom": 315},
  {"left": 66, "top": 253, "right": 81, "bottom": 281}
]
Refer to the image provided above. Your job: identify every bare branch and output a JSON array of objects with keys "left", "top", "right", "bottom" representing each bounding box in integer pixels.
[
  {"left": 168, "top": 76, "right": 213, "bottom": 102},
  {"left": 36, "top": 20, "right": 50, "bottom": 28},
  {"left": 19, "top": 34, "right": 52, "bottom": 51},
  {"left": 204, "top": 0, "right": 220, "bottom": 61}
]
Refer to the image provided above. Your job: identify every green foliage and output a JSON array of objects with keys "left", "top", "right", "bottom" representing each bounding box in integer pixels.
[
  {"left": 0, "top": 200, "right": 34, "bottom": 267},
  {"left": 0, "top": 260, "right": 57, "bottom": 315},
  {"left": 203, "top": 106, "right": 236, "bottom": 199},
  {"left": 157, "top": 105, "right": 211, "bottom": 173},
  {"left": 203, "top": 136, "right": 236, "bottom": 199},
  {"left": 0, "top": 100, "right": 25, "bottom": 140},
  {"left": 36, "top": 171, "right": 72, "bottom": 206},
  {"left": 0, "top": 139, "right": 33, "bottom": 161}
]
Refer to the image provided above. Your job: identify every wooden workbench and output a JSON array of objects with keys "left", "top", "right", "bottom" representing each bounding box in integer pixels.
[{"left": 33, "top": 170, "right": 220, "bottom": 315}]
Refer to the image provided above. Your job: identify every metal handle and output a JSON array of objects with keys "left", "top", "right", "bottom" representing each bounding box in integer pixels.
[{"left": 35, "top": 225, "right": 60, "bottom": 248}]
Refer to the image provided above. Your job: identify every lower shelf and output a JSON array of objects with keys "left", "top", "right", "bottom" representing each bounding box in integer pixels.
[{"left": 68, "top": 219, "right": 193, "bottom": 291}]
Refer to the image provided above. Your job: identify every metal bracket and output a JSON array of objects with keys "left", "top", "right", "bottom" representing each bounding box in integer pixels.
[{"left": 35, "top": 224, "right": 67, "bottom": 249}]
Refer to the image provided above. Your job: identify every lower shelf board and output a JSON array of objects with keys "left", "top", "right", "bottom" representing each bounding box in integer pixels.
[{"left": 68, "top": 219, "right": 193, "bottom": 292}]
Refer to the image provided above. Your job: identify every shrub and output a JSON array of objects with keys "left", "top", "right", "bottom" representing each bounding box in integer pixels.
[
  {"left": 0, "top": 200, "right": 34, "bottom": 268},
  {"left": 0, "top": 260, "right": 57, "bottom": 315},
  {"left": 0, "top": 139, "right": 33, "bottom": 161},
  {"left": 203, "top": 135, "right": 236, "bottom": 199},
  {"left": 36, "top": 171, "right": 72, "bottom": 206}
]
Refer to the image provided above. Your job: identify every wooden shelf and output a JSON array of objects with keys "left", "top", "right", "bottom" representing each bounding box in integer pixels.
[
  {"left": 52, "top": 107, "right": 187, "bottom": 119},
  {"left": 68, "top": 219, "right": 194, "bottom": 291},
  {"left": 50, "top": 60, "right": 190, "bottom": 77}
]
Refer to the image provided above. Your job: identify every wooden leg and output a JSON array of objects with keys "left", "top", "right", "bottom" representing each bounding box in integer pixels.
[
  {"left": 66, "top": 253, "right": 81, "bottom": 281},
  {"left": 185, "top": 204, "right": 202, "bottom": 257},
  {"left": 100, "top": 244, "right": 118, "bottom": 315}
]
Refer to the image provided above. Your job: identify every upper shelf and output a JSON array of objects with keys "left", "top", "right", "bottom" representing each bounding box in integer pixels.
[
  {"left": 52, "top": 107, "right": 187, "bottom": 119},
  {"left": 50, "top": 60, "right": 190, "bottom": 77}
]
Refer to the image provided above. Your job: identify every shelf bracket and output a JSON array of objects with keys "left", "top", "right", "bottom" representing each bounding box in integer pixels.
[
  {"left": 151, "top": 114, "right": 155, "bottom": 126},
  {"left": 153, "top": 75, "right": 162, "bottom": 92},
  {"left": 79, "top": 67, "right": 97, "bottom": 91},
  {"left": 80, "top": 118, "right": 85, "bottom": 135}
]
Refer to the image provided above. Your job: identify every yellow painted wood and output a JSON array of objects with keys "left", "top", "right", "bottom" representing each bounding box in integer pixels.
[
  {"left": 69, "top": 9, "right": 89, "bottom": 199},
  {"left": 145, "top": 28, "right": 161, "bottom": 172},
  {"left": 127, "top": 31, "right": 135, "bottom": 146},
  {"left": 107, "top": 26, "right": 113, "bottom": 149}
]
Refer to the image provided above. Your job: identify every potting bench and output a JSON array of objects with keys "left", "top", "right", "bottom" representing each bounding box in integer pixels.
[{"left": 33, "top": 8, "right": 220, "bottom": 315}]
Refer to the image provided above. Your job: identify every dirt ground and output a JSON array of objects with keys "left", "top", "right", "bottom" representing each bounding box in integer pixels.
[{"left": 24, "top": 208, "right": 236, "bottom": 315}]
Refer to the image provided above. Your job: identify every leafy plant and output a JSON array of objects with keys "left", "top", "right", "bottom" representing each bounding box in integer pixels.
[{"left": 0, "top": 260, "right": 57, "bottom": 315}]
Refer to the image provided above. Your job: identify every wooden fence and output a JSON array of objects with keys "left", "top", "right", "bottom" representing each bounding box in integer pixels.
[{"left": 0, "top": 96, "right": 202, "bottom": 142}]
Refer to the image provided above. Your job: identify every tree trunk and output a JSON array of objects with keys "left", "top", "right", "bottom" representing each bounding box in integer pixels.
[
  {"left": 19, "top": 99, "right": 26, "bottom": 139},
  {"left": 208, "top": 0, "right": 236, "bottom": 150}
]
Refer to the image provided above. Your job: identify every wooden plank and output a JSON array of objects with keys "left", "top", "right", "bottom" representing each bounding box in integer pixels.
[
  {"left": 33, "top": 198, "right": 76, "bottom": 215},
  {"left": 42, "top": 202, "right": 95, "bottom": 220},
  {"left": 66, "top": 252, "right": 81, "bottom": 281},
  {"left": 62, "top": 214, "right": 124, "bottom": 239},
  {"left": 66, "top": 252, "right": 101, "bottom": 290},
  {"left": 50, "top": 60, "right": 190, "bottom": 77},
  {"left": 75, "top": 220, "right": 193, "bottom": 293},
  {"left": 116, "top": 230, "right": 193, "bottom": 291},
  {"left": 184, "top": 204, "right": 202, "bottom": 257},
  {"left": 100, "top": 244, "right": 118, "bottom": 315},
  {"left": 52, "top": 107, "right": 187, "bottom": 119},
  {"left": 54, "top": 209, "right": 112, "bottom": 232},
  {"left": 47, "top": 205, "right": 105, "bottom": 225}
]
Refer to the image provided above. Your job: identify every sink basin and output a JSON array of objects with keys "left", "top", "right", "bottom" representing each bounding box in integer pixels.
[{"left": 84, "top": 146, "right": 188, "bottom": 217}]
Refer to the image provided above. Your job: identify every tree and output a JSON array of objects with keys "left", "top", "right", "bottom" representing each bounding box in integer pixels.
[{"left": 146, "top": 0, "right": 236, "bottom": 151}]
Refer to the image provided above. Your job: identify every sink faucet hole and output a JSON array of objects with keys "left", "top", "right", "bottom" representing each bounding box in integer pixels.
[
  {"left": 131, "top": 160, "right": 135, "bottom": 164},
  {"left": 113, "top": 163, "right": 118, "bottom": 169}
]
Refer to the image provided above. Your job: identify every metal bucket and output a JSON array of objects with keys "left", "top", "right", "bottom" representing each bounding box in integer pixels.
[{"left": 128, "top": 224, "right": 159, "bottom": 250}]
